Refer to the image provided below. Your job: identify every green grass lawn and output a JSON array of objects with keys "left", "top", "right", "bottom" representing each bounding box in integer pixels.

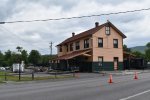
[{"left": 0, "top": 71, "right": 73, "bottom": 82}]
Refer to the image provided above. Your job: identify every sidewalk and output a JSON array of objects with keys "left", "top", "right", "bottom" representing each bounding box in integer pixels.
[{"left": 100, "top": 70, "right": 150, "bottom": 75}]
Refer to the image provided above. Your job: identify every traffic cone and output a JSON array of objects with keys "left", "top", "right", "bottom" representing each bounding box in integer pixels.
[
  {"left": 134, "top": 71, "right": 138, "bottom": 80},
  {"left": 108, "top": 74, "right": 113, "bottom": 83}
]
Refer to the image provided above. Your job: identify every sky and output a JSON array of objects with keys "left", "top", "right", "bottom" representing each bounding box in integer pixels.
[{"left": 0, "top": 0, "right": 150, "bottom": 54}]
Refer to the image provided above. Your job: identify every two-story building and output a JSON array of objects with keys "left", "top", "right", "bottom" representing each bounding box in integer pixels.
[{"left": 55, "top": 21, "right": 126, "bottom": 72}]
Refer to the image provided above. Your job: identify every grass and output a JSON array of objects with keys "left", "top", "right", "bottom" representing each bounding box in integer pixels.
[{"left": 0, "top": 71, "right": 73, "bottom": 82}]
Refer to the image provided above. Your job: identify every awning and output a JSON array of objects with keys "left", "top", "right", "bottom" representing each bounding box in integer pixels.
[
  {"left": 57, "top": 49, "right": 92, "bottom": 60},
  {"left": 123, "top": 51, "right": 136, "bottom": 58}
]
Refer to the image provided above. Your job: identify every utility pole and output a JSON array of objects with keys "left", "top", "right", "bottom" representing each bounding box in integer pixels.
[{"left": 49, "top": 42, "right": 53, "bottom": 69}]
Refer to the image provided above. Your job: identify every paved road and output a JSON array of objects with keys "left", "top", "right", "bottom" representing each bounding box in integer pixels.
[{"left": 0, "top": 73, "right": 150, "bottom": 100}]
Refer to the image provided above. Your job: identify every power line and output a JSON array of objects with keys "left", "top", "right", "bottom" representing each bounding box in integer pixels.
[
  {"left": 0, "top": 25, "right": 49, "bottom": 53},
  {"left": 1, "top": 7, "right": 150, "bottom": 24}
]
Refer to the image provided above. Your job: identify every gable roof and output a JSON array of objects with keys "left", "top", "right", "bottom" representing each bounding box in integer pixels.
[{"left": 57, "top": 21, "right": 126, "bottom": 46}]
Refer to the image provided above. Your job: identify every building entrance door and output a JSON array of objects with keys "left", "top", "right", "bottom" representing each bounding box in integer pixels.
[{"left": 114, "top": 57, "right": 118, "bottom": 70}]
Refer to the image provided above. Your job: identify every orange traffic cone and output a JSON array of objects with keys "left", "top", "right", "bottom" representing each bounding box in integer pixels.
[
  {"left": 108, "top": 74, "right": 113, "bottom": 83},
  {"left": 134, "top": 71, "right": 138, "bottom": 80}
]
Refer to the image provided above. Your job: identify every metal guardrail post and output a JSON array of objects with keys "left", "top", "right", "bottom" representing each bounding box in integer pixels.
[
  {"left": 32, "top": 71, "right": 34, "bottom": 80},
  {"left": 19, "top": 65, "right": 21, "bottom": 81},
  {"left": 73, "top": 70, "right": 75, "bottom": 77},
  {"left": 55, "top": 71, "right": 57, "bottom": 78},
  {"left": 5, "top": 72, "right": 7, "bottom": 81}
]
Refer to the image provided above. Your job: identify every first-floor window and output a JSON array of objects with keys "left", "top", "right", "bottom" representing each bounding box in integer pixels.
[{"left": 98, "top": 57, "right": 103, "bottom": 67}]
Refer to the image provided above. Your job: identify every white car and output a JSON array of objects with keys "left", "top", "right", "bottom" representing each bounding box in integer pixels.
[{"left": 0, "top": 67, "right": 6, "bottom": 71}]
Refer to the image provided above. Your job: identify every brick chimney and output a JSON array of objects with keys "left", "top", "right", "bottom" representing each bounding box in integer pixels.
[
  {"left": 72, "top": 32, "right": 75, "bottom": 37},
  {"left": 95, "top": 22, "right": 99, "bottom": 27}
]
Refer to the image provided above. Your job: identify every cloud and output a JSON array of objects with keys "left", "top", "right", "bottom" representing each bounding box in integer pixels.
[{"left": 0, "top": 0, "right": 150, "bottom": 54}]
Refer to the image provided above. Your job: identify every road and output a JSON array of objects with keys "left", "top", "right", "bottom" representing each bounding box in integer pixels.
[{"left": 0, "top": 72, "right": 150, "bottom": 100}]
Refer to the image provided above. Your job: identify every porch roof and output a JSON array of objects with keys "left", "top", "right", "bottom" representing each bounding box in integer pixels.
[
  {"left": 57, "top": 49, "right": 92, "bottom": 60},
  {"left": 123, "top": 51, "right": 136, "bottom": 58}
]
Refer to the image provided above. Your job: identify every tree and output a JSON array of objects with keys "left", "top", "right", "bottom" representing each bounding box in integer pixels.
[
  {"left": 146, "top": 42, "right": 150, "bottom": 49},
  {"left": 145, "top": 42, "right": 150, "bottom": 61},
  {"left": 132, "top": 51, "right": 145, "bottom": 58},
  {"left": 15, "top": 46, "right": 23, "bottom": 63},
  {"left": 41, "top": 55, "right": 50, "bottom": 66},
  {"left": 0, "top": 51, "right": 4, "bottom": 66},
  {"left": 16, "top": 46, "right": 23, "bottom": 52},
  {"left": 21, "top": 50, "right": 28, "bottom": 64},
  {"left": 123, "top": 44, "right": 131, "bottom": 52},
  {"left": 145, "top": 49, "right": 150, "bottom": 61},
  {"left": 4, "top": 50, "right": 12, "bottom": 66},
  {"left": 28, "top": 50, "right": 41, "bottom": 66},
  {"left": 11, "top": 52, "right": 21, "bottom": 63}
]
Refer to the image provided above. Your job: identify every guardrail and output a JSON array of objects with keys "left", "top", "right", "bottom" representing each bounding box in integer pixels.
[{"left": 0, "top": 70, "right": 76, "bottom": 81}]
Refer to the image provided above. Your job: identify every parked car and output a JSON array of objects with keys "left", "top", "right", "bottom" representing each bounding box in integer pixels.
[{"left": 0, "top": 67, "right": 6, "bottom": 71}]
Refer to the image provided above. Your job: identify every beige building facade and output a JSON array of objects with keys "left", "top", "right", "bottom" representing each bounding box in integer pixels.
[{"left": 56, "top": 21, "right": 126, "bottom": 72}]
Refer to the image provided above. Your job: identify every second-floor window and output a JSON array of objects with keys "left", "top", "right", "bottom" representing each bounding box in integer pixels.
[
  {"left": 105, "top": 26, "right": 110, "bottom": 35},
  {"left": 98, "top": 38, "right": 103, "bottom": 47},
  {"left": 75, "top": 41, "right": 80, "bottom": 50},
  {"left": 84, "top": 39, "right": 89, "bottom": 48},
  {"left": 70, "top": 43, "right": 73, "bottom": 51},
  {"left": 113, "top": 39, "right": 118, "bottom": 48},
  {"left": 59, "top": 46, "right": 62, "bottom": 52},
  {"left": 66, "top": 45, "right": 68, "bottom": 52}
]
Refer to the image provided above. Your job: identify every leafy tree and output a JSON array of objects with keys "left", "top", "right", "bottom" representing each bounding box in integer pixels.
[
  {"left": 146, "top": 42, "right": 150, "bottom": 49},
  {"left": 11, "top": 52, "right": 21, "bottom": 63},
  {"left": 145, "top": 49, "right": 150, "bottom": 61},
  {"left": 16, "top": 46, "right": 23, "bottom": 52},
  {"left": 21, "top": 50, "right": 28, "bottom": 64},
  {"left": 4, "top": 50, "right": 12, "bottom": 66},
  {"left": 0, "top": 51, "right": 4, "bottom": 66},
  {"left": 28, "top": 50, "right": 41, "bottom": 66},
  {"left": 145, "top": 42, "right": 150, "bottom": 61},
  {"left": 132, "top": 51, "right": 145, "bottom": 58},
  {"left": 123, "top": 44, "right": 131, "bottom": 52}
]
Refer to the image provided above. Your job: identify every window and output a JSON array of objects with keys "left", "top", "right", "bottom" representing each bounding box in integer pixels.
[
  {"left": 105, "top": 26, "right": 110, "bottom": 35},
  {"left": 98, "top": 57, "right": 103, "bottom": 67},
  {"left": 98, "top": 38, "right": 103, "bottom": 47},
  {"left": 59, "top": 46, "right": 62, "bottom": 52},
  {"left": 84, "top": 39, "right": 89, "bottom": 48},
  {"left": 66, "top": 45, "right": 68, "bottom": 52},
  {"left": 70, "top": 43, "right": 73, "bottom": 51},
  {"left": 75, "top": 41, "right": 80, "bottom": 50},
  {"left": 113, "top": 39, "right": 118, "bottom": 48}
]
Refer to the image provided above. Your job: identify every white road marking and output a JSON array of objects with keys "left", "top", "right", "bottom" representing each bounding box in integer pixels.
[{"left": 120, "top": 89, "right": 150, "bottom": 100}]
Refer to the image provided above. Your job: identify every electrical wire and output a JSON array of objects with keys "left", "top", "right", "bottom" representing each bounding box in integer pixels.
[
  {"left": 0, "top": 25, "right": 49, "bottom": 53},
  {"left": 0, "top": 7, "right": 150, "bottom": 24}
]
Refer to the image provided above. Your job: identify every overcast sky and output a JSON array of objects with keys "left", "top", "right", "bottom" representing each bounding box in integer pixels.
[{"left": 0, "top": 0, "right": 150, "bottom": 54}]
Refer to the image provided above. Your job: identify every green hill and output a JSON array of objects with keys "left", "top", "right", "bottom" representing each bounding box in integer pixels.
[{"left": 130, "top": 46, "right": 147, "bottom": 53}]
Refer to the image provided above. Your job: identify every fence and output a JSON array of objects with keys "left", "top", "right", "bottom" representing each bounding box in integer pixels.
[{"left": 0, "top": 70, "right": 75, "bottom": 82}]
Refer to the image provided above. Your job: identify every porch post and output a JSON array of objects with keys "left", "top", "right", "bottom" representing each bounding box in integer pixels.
[
  {"left": 66, "top": 59, "right": 69, "bottom": 71},
  {"left": 129, "top": 55, "right": 131, "bottom": 70}
]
